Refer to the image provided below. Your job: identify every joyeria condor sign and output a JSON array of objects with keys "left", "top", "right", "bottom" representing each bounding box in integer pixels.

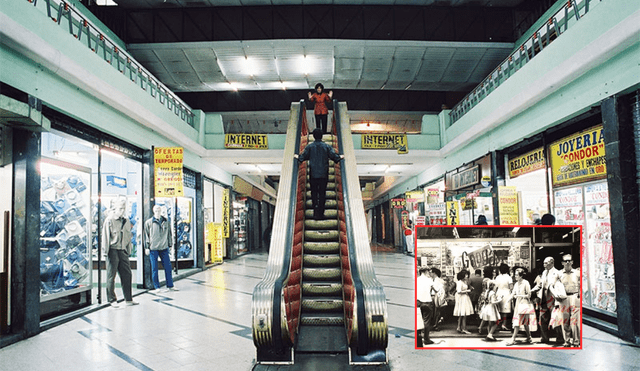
[{"left": 549, "top": 125, "right": 606, "bottom": 187}]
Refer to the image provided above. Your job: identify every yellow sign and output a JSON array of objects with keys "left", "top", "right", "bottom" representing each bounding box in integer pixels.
[
  {"left": 225, "top": 134, "right": 268, "bottom": 149},
  {"left": 362, "top": 134, "right": 408, "bottom": 150},
  {"left": 206, "top": 223, "right": 224, "bottom": 263},
  {"left": 498, "top": 186, "right": 519, "bottom": 225},
  {"left": 509, "top": 148, "right": 546, "bottom": 178},
  {"left": 222, "top": 188, "right": 230, "bottom": 238},
  {"left": 154, "top": 147, "right": 184, "bottom": 197},
  {"left": 446, "top": 201, "right": 460, "bottom": 225},
  {"left": 391, "top": 198, "right": 406, "bottom": 208},
  {"left": 406, "top": 191, "right": 424, "bottom": 203},
  {"left": 549, "top": 125, "right": 606, "bottom": 187}
]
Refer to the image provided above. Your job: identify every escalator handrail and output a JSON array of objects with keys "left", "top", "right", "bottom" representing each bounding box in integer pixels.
[
  {"left": 252, "top": 100, "right": 305, "bottom": 354},
  {"left": 334, "top": 100, "right": 389, "bottom": 355},
  {"left": 334, "top": 100, "right": 369, "bottom": 354}
]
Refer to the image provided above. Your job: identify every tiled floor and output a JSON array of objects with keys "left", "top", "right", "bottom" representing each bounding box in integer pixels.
[{"left": 1, "top": 250, "right": 639, "bottom": 370}]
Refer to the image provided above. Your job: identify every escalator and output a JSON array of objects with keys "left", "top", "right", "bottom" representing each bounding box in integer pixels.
[{"left": 252, "top": 100, "right": 388, "bottom": 367}]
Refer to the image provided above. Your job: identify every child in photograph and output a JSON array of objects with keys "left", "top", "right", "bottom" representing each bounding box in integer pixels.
[
  {"left": 480, "top": 280, "right": 501, "bottom": 341},
  {"left": 453, "top": 270, "right": 474, "bottom": 334},
  {"left": 477, "top": 278, "right": 490, "bottom": 334}
]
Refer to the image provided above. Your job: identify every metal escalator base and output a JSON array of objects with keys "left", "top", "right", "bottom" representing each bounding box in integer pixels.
[
  {"left": 296, "top": 325, "right": 348, "bottom": 353},
  {"left": 253, "top": 353, "right": 390, "bottom": 371}
]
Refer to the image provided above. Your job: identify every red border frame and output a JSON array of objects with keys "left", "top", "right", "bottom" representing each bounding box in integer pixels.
[{"left": 413, "top": 225, "right": 583, "bottom": 350}]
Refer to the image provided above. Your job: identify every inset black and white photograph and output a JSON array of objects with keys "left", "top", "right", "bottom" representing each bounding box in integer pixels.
[{"left": 415, "top": 226, "right": 582, "bottom": 349}]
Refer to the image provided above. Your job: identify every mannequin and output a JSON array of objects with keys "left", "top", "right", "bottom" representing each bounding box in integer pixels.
[
  {"left": 102, "top": 197, "right": 138, "bottom": 307},
  {"left": 144, "top": 205, "right": 178, "bottom": 292}
]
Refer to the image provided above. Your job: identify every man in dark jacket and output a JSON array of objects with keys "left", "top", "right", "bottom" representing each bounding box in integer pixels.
[{"left": 295, "top": 128, "right": 343, "bottom": 220}]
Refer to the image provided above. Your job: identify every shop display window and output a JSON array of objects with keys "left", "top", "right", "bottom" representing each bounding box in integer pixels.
[
  {"left": 155, "top": 196, "right": 195, "bottom": 261},
  {"left": 39, "top": 158, "right": 92, "bottom": 300},
  {"left": 506, "top": 169, "right": 549, "bottom": 225},
  {"left": 554, "top": 182, "right": 615, "bottom": 315}
]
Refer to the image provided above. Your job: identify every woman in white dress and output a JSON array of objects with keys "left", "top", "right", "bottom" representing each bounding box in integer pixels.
[
  {"left": 506, "top": 268, "right": 536, "bottom": 345},
  {"left": 453, "top": 270, "right": 474, "bottom": 334},
  {"left": 495, "top": 263, "right": 513, "bottom": 330}
]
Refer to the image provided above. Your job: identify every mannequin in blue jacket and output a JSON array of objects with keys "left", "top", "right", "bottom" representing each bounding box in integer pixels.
[{"left": 295, "top": 128, "right": 344, "bottom": 220}]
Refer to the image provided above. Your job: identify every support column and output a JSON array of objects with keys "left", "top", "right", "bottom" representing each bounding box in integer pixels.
[
  {"left": 141, "top": 149, "right": 153, "bottom": 289},
  {"left": 601, "top": 94, "right": 640, "bottom": 344},
  {"left": 11, "top": 129, "right": 41, "bottom": 337},
  {"left": 195, "top": 172, "right": 204, "bottom": 269}
]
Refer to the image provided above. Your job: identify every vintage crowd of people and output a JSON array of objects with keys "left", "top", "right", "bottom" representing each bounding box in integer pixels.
[{"left": 417, "top": 254, "right": 581, "bottom": 347}]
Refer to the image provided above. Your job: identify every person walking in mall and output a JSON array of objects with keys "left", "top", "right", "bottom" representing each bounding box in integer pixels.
[
  {"left": 532, "top": 256, "right": 563, "bottom": 344},
  {"left": 144, "top": 205, "right": 178, "bottom": 293},
  {"left": 295, "top": 128, "right": 343, "bottom": 220},
  {"left": 506, "top": 268, "right": 536, "bottom": 345},
  {"left": 495, "top": 263, "right": 513, "bottom": 331},
  {"left": 454, "top": 270, "right": 474, "bottom": 334},
  {"left": 308, "top": 83, "right": 333, "bottom": 133},
  {"left": 102, "top": 197, "right": 138, "bottom": 307},
  {"left": 416, "top": 267, "right": 435, "bottom": 345},
  {"left": 558, "top": 254, "right": 581, "bottom": 347}
]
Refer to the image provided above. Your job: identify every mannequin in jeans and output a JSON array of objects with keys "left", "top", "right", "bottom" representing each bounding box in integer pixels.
[
  {"left": 144, "top": 205, "right": 178, "bottom": 292},
  {"left": 103, "top": 198, "right": 138, "bottom": 307}
]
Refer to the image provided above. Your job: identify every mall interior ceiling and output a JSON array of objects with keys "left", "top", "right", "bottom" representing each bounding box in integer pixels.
[{"left": 83, "top": 0, "right": 556, "bottom": 186}]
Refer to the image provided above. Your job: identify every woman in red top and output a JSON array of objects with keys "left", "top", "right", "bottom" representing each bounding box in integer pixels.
[{"left": 308, "top": 83, "right": 333, "bottom": 133}]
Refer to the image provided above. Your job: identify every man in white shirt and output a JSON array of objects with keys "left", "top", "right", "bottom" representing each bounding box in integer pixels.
[
  {"left": 417, "top": 267, "right": 435, "bottom": 345},
  {"left": 559, "top": 254, "right": 581, "bottom": 347},
  {"left": 430, "top": 268, "right": 445, "bottom": 331},
  {"left": 532, "top": 256, "right": 562, "bottom": 344}
]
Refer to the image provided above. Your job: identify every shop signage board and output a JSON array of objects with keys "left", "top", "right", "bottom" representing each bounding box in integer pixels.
[
  {"left": 207, "top": 223, "right": 224, "bottom": 263},
  {"left": 154, "top": 147, "right": 184, "bottom": 197},
  {"left": 450, "top": 165, "right": 480, "bottom": 190},
  {"left": 426, "top": 189, "right": 440, "bottom": 204},
  {"left": 428, "top": 202, "right": 447, "bottom": 225},
  {"left": 406, "top": 190, "right": 424, "bottom": 202},
  {"left": 549, "top": 125, "right": 607, "bottom": 187},
  {"left": 416, "top": 216, "right": 426, "bottom": 225},
  {"left": 391, "top": 198, "right": 406, "bottom": 208},
  {"left": 446, "top": 201, "right": 460, "bottom": 225},
  {"left": 361, "top": 133, "right": 408, "bottom": 154},
  {"left": 509, "top": 147, "right": 546, "bottom": 178},
  {"left": 401, "top": 210, "right": 409, "bottom": 228},
  {"left": 222, "top": 188, "right": 230, "bottom": 238},
  {"left": 224, "top": 134, "right": 268, "bottom": 149},
  {"left": 498, "top": 186, "right": 519, "bottom": 225}
]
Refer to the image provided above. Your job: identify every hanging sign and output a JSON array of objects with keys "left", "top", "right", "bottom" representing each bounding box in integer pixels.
[
  {"left": 361, "top": 134, "right": 408, "bottom": 151},
  {"left": 446, "top": 201, "right": 460, "bottom": 225},
  {"left": 509, "top": 147, "right": 546, "bottom": 178},
  {"left": 154, "top": 147, "right": 184, "bottom": 197},
  {"left": 549, "top": 125, "right": 606, "bottom": 187},
  {"left": 222, "top": 188, "right": 230, "bottom": 238},
  {"left": 428, "top": 202, "right": 447, "bottom": 225},
  {"left": 225, "top": 134, "right": 268, "bottom": 149},
  {"left": 450, "top": 165, "right": 480, "bottom": 190},
  {"left": 406, "top": 191, "right": 425, "bottom": 203},
  {"left": 401, "top": 210, "right": 410, "bottom": 228},
  {"left": 426, "top": 189, "right": 440, "bottom": 204},
  {"left": 391, "top": 198, "right": 406, "bottom": 208},
  {"left": 416, "top": 216, "right": 426, "bottom": 225},
  {"left": 498, "top": 186, "right": 519, "bottom": 225}
]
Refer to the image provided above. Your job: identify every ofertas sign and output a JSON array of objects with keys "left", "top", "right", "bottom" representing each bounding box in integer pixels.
[
  {"left": 549, "top": 125, "right": 606, "bottom": 187},
  {"left": 154, "top": 147, "right": 184, "bottom": 197}
]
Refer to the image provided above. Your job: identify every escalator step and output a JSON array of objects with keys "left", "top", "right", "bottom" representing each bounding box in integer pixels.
[
  {"left": 303, "top": 267, "right": 341, "bottom": 281},
  {"left": 302, "top": 297, "right": 344, "bottom": 312},
  {"left": 306, "top": 167, "right": 335, "bottom": 175},
  {"left": 303, "top": 242, "right": 340, "bottom": 254},
  {"left": 304, "top": 219, "right": 339, "bottom": 230},
  {"left": 306, "top": 190, "right": 336, "bottom": 199},
  {"left": 302, "top": 282, "right": 343, "bottom": 296},
  {"left": 304, "top": 209, "right": 338, "bottom": 219},
  {"left": 304, "top": 230, "right": 339, "bottom": 242},
  {"left": 300, "top": 313, "right": 345, "bottom": 326},
  {"left": 306, "top": 182, "right": 336, "bottom": 190},
  {"left": 303, "top": 254, "right": 340, "bottom": 267},
  {"left": 305, "top": 199, "right": 337, "bottom": 209}
]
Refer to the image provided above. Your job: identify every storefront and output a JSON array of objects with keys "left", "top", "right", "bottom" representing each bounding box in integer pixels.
[
  {"left": 502, "top": 112, "right": 616, "bottom": 323},
  {"left": 444, "top": 154, "right": 495, "bottom": 225},
  {"left": 203, "top": 178, "right": 228, "bottom": 264},
  {"left": 40, "top": 117, "right": 145, "bottom": 320},
  {"left": 423, "top": 178, "right": 446, "bottom": 225}
]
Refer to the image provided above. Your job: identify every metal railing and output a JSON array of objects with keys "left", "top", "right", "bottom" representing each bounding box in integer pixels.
[
  {"left": 449, "top": 0, "right": 604, "bottom": 125},
  {"left": 26, "top": 0, "right": 195, "bottom": 127}
]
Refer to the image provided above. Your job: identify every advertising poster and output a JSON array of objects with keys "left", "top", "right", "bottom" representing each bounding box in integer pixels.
[
  {"left": 391, "top": 198, "right": 406, "bottom": 209},
  {"left": 224, "top": 134, "right": 268, "bottom": 149},
  {"left": 222, "top": 188, "right": 230, "bottom": 238},
  {"left": 549, "top": 125, "right": 606, "bottom": 187},
  {"left": 361, "top": 134, "right": 408, "bottom": 154},
  {"left": 498, "top": 186, "right": 519, "bottom": 225},
  {"left": 428, "top": 203, "right": 447, "bottom": 225},
  {"left": 426, "top": 189, "right": 440, "bottom": 204},
  {"left": 154, "top": 147, "right": 184, "bottom": 197},
  {"left": 446, "top": 201, "right": 460, "bottom": 225}
]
